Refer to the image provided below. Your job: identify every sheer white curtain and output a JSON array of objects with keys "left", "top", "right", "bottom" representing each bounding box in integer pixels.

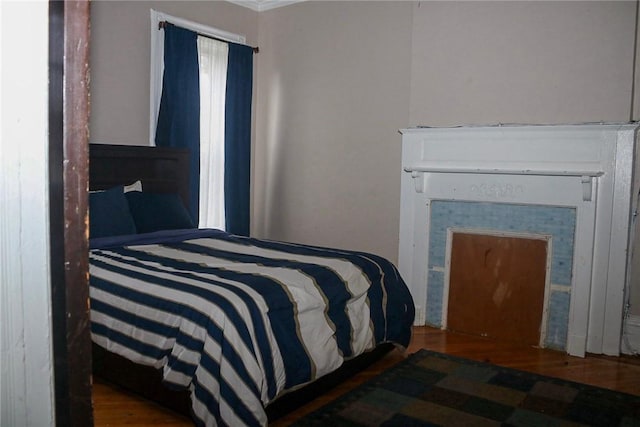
[{"left": 197, "top": 36, "right": 228, "bottom": 229}]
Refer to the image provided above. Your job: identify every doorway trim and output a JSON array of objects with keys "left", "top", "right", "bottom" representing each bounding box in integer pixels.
[{"left": 49, "top": 1, "right": 93, "bottom": 425}]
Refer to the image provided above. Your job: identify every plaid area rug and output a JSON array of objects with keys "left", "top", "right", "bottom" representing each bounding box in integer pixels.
[{"left": 292, "top": 349, "right": 640, "bottom": 427}]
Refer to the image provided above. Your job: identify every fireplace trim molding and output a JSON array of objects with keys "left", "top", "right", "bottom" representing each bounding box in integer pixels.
[{"left": 398, "top": 123, "right": 638, "bottom": 357}]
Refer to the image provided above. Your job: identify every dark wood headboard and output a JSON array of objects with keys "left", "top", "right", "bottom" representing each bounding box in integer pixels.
[{"left": 89, "top": 144, "right": 190, "bottom": 207}]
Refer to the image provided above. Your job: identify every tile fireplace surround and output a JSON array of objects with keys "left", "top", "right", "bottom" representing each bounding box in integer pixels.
[{"left": 398, "top": 124, "right": 638, "bottom": 357}]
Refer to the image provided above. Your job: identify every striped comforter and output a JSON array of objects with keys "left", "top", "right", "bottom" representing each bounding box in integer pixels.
[{"left": 89, "top": 229, "right": 414, "bottom": 426}]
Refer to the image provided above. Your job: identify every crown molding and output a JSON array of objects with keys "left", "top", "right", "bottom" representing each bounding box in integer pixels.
[{"left": 226, "top": 0, "right": 306, "bottom": 12}]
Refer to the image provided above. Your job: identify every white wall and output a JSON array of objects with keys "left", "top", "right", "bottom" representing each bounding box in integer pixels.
[{"left": 0, "top": 1, "right": 55, "bottom": 425}]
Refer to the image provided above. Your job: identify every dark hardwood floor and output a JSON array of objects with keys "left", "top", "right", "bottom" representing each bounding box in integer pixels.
[{"left": 93, "top": 326, "right": 640, "bottom": 426}]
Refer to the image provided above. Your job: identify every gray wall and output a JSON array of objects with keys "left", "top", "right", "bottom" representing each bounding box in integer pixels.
[
  {"left": 408, "top": 1, "right": 635, "bottom": 126},
  {"left": 253, "top": 1, "right": 413, "bottom": 262},
  {"left": 90, "top": 0, "right": 258, "bottom": 145},
  {"left": 90, "top": 1, "right": 640, "bottom": 315}
]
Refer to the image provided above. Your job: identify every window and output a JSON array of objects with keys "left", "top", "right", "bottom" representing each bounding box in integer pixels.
[
  {"left": 150, "top": 10, "right": 246, "bottom": 230},
  {"left": 197, "top": 37, "right": 228, "bottom": 229}
]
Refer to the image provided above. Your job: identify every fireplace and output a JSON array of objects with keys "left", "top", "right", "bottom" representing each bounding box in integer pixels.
[{"left": 398, "top": 124, "right": 638, "bottom": 357}]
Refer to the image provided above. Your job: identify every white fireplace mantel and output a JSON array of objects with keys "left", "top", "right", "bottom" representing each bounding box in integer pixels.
[{"left": 398, "top": 124, "right": 639, "bottom": 357}]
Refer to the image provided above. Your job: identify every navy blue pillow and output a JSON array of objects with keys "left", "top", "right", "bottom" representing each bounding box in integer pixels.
[
  {"left": 89, "top": 186, "right": 137, "bottom": 238},
  {"left": 125, "top": 192, "right": 195, "bottom": 233}
]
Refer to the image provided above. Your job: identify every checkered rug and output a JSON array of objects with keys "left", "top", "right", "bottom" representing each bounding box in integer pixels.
[{"left": 292, "top": 349, "right": 640, "bottom": 426}]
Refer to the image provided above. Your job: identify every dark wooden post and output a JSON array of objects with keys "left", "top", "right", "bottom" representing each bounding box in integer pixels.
[{"left": 49, "top": 1, "right": 93, "bottom": 425}]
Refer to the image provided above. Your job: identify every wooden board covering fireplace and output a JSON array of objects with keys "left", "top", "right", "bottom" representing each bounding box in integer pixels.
[{"left": 447, "top": 232, "right": 547, "bottom": 347}]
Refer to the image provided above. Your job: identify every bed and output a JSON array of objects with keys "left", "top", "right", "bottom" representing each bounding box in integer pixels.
[{"left": 88, "top": 143, "right": 415, "bottom": 426}]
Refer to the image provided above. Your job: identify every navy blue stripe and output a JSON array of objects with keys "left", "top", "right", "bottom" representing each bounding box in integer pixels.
[
  {"left": 188, "top": 344, "right": 263, "bottom": 427},
  {"left": 355, "top": 251, "right": 415, "bottom": 347},
  {"left": 92, "top": 251, "right": 255, "bottom": 355},
  {"left": 112, "top": 244, "right": 313, "bottom": 389},
  {"left": 93, "top": 260, "right": 263, "bottom": 425},
  {"left": 235, "top": 237, "right": 415, "bottom": 346},
  {"left": 95, "top": 248, "right": 279, "bottom": 400},
  {"left": 92, "top": 280, "right": 206, "bottom": 380},
  {"left": 191, "top": 380, "right": 219, "bottom": 426},
  {"left": 172, "top": 241, "right": 354, "bottom": 358},
  {"left": 91, "top": 254, "right": 261, "bottom": 399},
  {"left": 164, "top": 355, "right": 198, "bottom": 379},
  {"left": 92, "top": 268, "right": 212, "bottom": 327},
  {"left": 215, "top": 236, "right": 391, "bottom": 343},
  {"left": 198, "top": 350, "right": 262, "bottom": 426},
  {"left": 184, "top": 325, "right": 224, "bottom": 426},
  {"left": 91, "top": 322, "right": 167, "bottom": 360},
  {"left": 91, "top": 298, "right": 193, "bottom": 348}
]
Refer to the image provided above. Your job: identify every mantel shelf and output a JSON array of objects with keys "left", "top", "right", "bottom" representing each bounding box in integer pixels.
[{"left": 403, "top": 166, "right": 604, "bottom": 178}]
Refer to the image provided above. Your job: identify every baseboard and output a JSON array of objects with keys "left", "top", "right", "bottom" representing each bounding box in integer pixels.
[{"left": 622, "top": 314, "right": 640, "bottom": 355}]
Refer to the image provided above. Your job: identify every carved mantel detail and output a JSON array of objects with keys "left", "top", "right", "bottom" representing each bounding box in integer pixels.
[{"left": 470, "top": 182, "right": 524, "bottom": 199}]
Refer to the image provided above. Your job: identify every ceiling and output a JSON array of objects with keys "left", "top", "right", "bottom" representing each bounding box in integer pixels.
[{"left": 225, "top": 0, "right": 306, "bottom": 12}]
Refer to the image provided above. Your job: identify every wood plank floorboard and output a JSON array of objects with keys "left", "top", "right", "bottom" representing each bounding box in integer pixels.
[{"left": 93, "top": 326, "right": 640, "bottom": 426}]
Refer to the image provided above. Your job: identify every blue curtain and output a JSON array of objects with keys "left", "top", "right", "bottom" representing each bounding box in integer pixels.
[
  {"left": 224, "top": 43, "right": 253, "bottom": 236},
  {"left": 155, "top": 25, "right": 200, "bottom": 222}
]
